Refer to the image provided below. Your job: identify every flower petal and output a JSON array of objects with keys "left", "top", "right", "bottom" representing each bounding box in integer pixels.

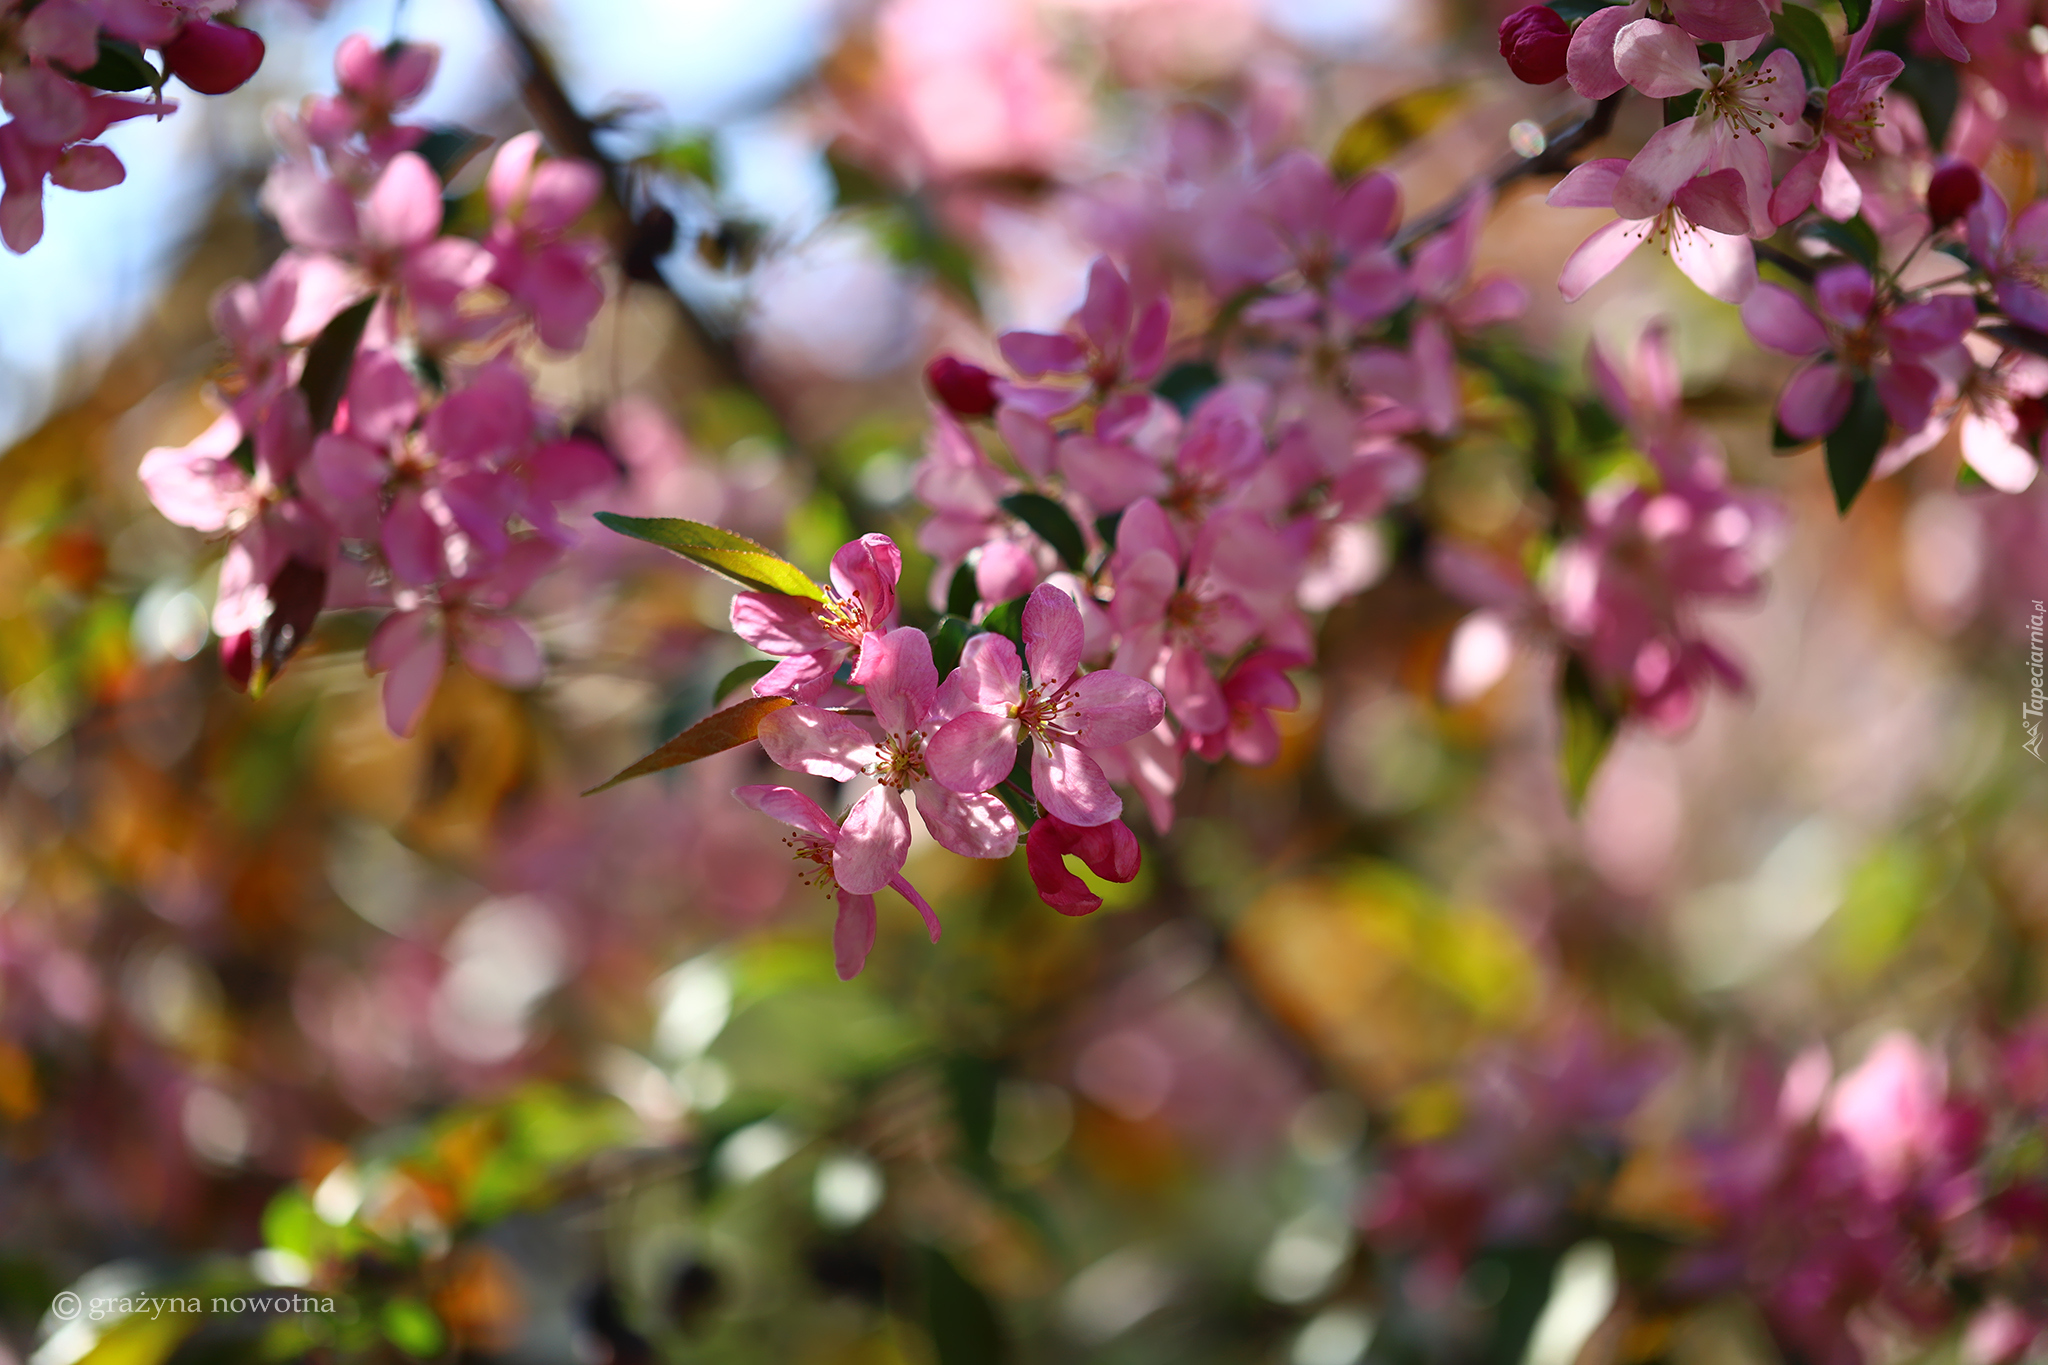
[
  {"left": 1023, "top": 582, "right": 1086, "bottom": 689},
  {"left": 928, "top": 710, "right": 1023, "bottom": 794},
  {"left": 834, "top": 787, "right": 911, "bottom": 895},
  {"left": 1032, "top": 743, "right": 1122, "bottom": 826},
  {"left": 1742, "top": 282, "right": 1828, "bottom": 355},
  {"left": 913, "top": 783, "right": 1019, "bottom": 858},
  {"left": 832, "top": 891, "right": 877, "bottom": 980},
  {"left": 734, "top": 784, "right": 841, "bottom": 841},
  {"left": 1613, "top": 20, "right": 1710, "bottom": 97},
  {"left": 757, "top": 705, "right": 878, "bottom": 781}
]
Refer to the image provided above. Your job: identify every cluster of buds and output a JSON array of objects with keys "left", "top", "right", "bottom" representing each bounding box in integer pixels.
[
  {"left": 139, "top": 35, "right": 614, "bottom": 731},
  {"left": 0, "top": 0, "right": 264, "bottom": 252}
]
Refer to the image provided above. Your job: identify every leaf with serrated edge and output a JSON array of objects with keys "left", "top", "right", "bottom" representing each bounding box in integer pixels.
[
  {"left": 595, "top": 513, "right": 824, "bottom": 601},
  {"left": 584, "top": 696, "right": 793, "bottom": 794}
]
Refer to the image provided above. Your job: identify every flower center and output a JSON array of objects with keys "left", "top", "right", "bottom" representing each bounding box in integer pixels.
[
  {"left": 814, "top": 587, "right": 872, "bottom": 647},
  {"left": 1700, "top": 63, "right": 1786, "bottom": 139},
  {"left": 1010, "top": 682, "right": 1076, "bottom": 750},
  {"left": 784, "top": 832, "right": 839, "bottom": 897},
  {"left": 871, "top": 731, "right": 928, "bottom": 789}
]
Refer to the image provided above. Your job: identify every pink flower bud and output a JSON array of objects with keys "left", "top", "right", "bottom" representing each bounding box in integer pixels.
[
  {"left": 162, "top": 20, "right": 266, "bottom": 96},
  {"left": 220, "top": 630, "right": 254, "bottom": 691},
  {"left": 1498, "top": 5, "right": 1570, "bottom": 85},
  {"left": 1926, "top": 161, "right": 1983, "bottom": 228},
  {"left": 925, "top": 355, "right": 999, "bottom": 418}
]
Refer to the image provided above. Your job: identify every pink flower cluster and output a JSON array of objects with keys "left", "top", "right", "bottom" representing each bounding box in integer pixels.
[
  {"left": 1442, "top": 323, "right": 1776, "bottom": 730},
  {"left": 1364, "top": 1024, "right": 2048, "bottom": 1363},
  {"left": 0, "top": 0, "right": 263, "bottom": 252},
  {"left": 735, "top": 560, "right": 1165, "bottom": 977},
  {"left": 1510, "top": 0, "right": 2046, "bottom": 495},
  {"left": 139, "top": 35, "right": 614, "bottom": 733}
]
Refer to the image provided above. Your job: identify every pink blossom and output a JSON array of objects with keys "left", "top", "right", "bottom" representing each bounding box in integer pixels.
[
  {"left": 1546, "top": 458, "right": 1773, "bottom": 731},
  {"left": 483, "top": 132, "right": 607, "bottom": 352},
  {"left": 1770, "top": 52, "right": 1905, "bottom": 224},
  {"left": 1922, "top": 0, "right": 1997, "bottom": 62},
  {"left": 1025, "top": 813, "right": 1141, "bottom": 916},
  {"left": 756, "top": 627, "right": 1019, "bottom": 892},
  {"left": 303, "top": 35, "right": 437, "bottom": 167},
  {"left": 1186, "top": 648, "right": 1302, "bottom": 765},
  {"left": 928, "top": 583, "right": 1164, "bottom": 826},
  {"left": 1109, "top": 497, "right": 1288, "bottom": 733},
  {"left": 363, "top": 537, "right": 559, "bottom": 735},
  {"left": 732, "top": 785, "right": 941, "bottom": 980},
  {"left": 1741, "top": 263, "right": 1973, "bottom": 438},
  {"left": 260, "top": 150, "right": 491, "bottom": 344},
  {"left": 1206, "top": 151, "right": 1407, "bottom": 322},
  {"left": 1608, "top": 26, "right": 1805, "bottom": 237},
  {"left": 1548, "top": 157, "right": 1757, "bottom": 304},
  {"left": 1824, "top": 1032, "right": 1946, "bottom": 1197},
  {"left": 996, "top": 256, "right": 1169, "bottom": 418},
  {"left": 1565, "top": 0, "right": 1773, "bottom": 99},
  {"left": 731, "top": 533, "right": 902, "bottom": 700},
  {"left": 1968, "top": 183, "right": 2048, "bottom": 333},
  {"left": 1877, "top": 341, "right": 2045, "bottom": 493},
  {"left": 0, "top": 90, "right": 161, "bottom": 253}
]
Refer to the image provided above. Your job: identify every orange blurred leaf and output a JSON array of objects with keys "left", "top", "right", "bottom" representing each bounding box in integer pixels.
[{"left": 584, "top": 695, "right": 794, "bottom": 794}]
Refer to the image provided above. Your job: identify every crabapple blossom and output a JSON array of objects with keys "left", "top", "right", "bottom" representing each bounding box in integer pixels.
[
  {"left": 756, "top": 627, "right": 1019, "bottom": 893},
  {"left": 928, "top": 583, "right": 1164, "bottom": 827},
  {"left": 996, "top": 256, "right": 1169, "bottom": 417},
  {"left": 733, "top": 785, "right": 941, "bottom": 980},
  {"left": 731, "top": 533, "right": 903, "bottom": 700},
  {"left": 1025, "top": 814, "right": 1140, "bottom": 916}
]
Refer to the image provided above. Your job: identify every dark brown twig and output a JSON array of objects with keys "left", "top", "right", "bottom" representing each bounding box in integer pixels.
[{"left": 1393, "top": 93, "right": 1622, "bottom": 251}]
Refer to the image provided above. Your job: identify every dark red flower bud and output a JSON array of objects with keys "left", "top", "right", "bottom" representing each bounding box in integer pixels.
[
  {"left": 925, "top": 355, "right": 999, "bottom": 418},
  {"left": 1499, "top": 5, "right": 1571, "bottom": 85},
  {"left": 1927, "top": 162, "right": 1983, "bottom": 229},
  {"left": 220, "top": 630, "right": 254, "bottom": 692},
  {"left": 1025, "top": 815, "right": 1141, "bottom": 916},
  {"left": 162, "top": 20, "right": 266, "bottom": 96}
]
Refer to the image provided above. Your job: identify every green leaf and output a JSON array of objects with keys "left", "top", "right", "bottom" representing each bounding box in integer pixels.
[
  {"left": 946, "top": 561, "right": 979, "bottom": 618},
  {"left": 1559, "top": 657, "right": 1619, "bottom": 810},
  {"left": 921, "top": 1248, "right": 1010, "bottom": 1365},
  {"left": 1772, "top": 4, "right": 1837, "bottom": 87},
  {"left": 713, "top": 659, "right": 776, "bottom": 702},
  {"left": 1330, "top": 83, "right": 1470, "bottom": 178},
  {"left": 228, "top": 435, "right": 257, "bottom": 478},
  {"left": 655, "top": 132, "right": 719, "bottom": 187},
  {"left": 593, "top": 513, "right": 824, "bottom": 600},
  {"left": 261, "top": 1189, "right": 319, "bottom": 1257},
  {"left": 1800, "top": 216, "right": 1880, "bottom": 268},
  {"left": 1981, "top": 322, "right": 2048, "bottom": 360},
  {"left": 1094, "top": 518, "right": 1125, "bottom": 564},
  {"left": 67, "top": 37, "right": 158, "bottom": 92},
  {"left": 1664, "top": 90, "right": 1702, "bottom": 125},
  {"left": 584, "top": 696, "right": 794, "bottom": 794},
  {"left": 998, "top": 492, "right": 1087, "bottom": 572},
  {"left": 1772, "top": 418, "right": 1809, "bottom": 452},
  {"left": 1891, "top": 51, "right": 1960, "bottom": 149},
  {"left": 1824, "top": 376, "right": 1888, "bottom": 513},
  {"left": 380, "top": 1299, "right": 445, "bottom": 1359},
  {"left": 994, "top": 743, "right": 1038, "bottom": 830},
  {"left": 1154, "top": 359, "right": 1222, "bottom": 416},
  {"left": 978, "top": 597, "right": 1028, "bottom": 651},
  {"left": 1548, "top": 0, "right": 1622, "bottom": 18},
  {"left": 414, "top": 126, "right": 490, "bottom": 183},
  {"left": 929, "top": 615, "right": 975, "bottom": 679},
  {"left": 298, "top": 295, "right": 378, "bottom": 432},
  {"left": 1834, "top": 0, "right": 1870, "bottom": 31}
]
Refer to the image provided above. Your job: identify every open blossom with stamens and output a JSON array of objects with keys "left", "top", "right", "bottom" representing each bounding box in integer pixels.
[
  {"left": 1609, "top": 26, "right": 1806, "bottom": 236},
  {"left": 928, "top": 583, "right": 1164, "bottom": 827},
  {"left": 733, "top": 785, "right": 940, "bottom": 980},
  {"left": 1968, "top": 184, "right": 2048, "bottom": 333},
  {"left": 756, "top": 627, "right": 1018, "bottom": 893},
  {"left": 1742, "top": 262, "right": 1974, "bottom": 439},
  {"left": 732, "top": 533, "right": 903, "bottom": 700},
  {"left": 1770, "top": 52, "right": 1905, "bottom": 224},
  {"left": 1549, "top": 157, "right": 1756, "bottom": 303},
  {"left": 996, "top": 256, "right": 1169, "bottom": 418}
]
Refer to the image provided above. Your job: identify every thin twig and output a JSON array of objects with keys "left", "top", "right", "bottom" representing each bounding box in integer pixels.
[{"left": 1393, "top": 94, "right": 1622, "bottom": 251}]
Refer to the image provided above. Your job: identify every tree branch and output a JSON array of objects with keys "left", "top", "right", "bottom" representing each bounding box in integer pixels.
[{"left": 1393, "top": 94, "right": 1622, "bottom": 250}]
